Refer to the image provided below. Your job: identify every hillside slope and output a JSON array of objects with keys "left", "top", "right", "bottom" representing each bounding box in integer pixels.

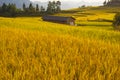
[
  {"left": 0, "top": 17, "right": 120, "bottom": 80},
  {"left": 0, "top": 7, "right": 120, "bottom": 80}
]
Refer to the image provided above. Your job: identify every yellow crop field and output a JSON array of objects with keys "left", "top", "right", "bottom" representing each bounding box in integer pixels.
[{"left": 0, "top": 7, "right": 120, "bottom": 80}]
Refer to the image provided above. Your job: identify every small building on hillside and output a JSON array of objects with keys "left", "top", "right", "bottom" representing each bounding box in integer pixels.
[{"left": 42, "top": 16, "right": 76, "bottom": 26}]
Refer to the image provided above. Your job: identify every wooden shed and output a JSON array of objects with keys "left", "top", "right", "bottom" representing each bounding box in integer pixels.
[{"left": 42, "top": 16, "right": 75, "bottom": 26}]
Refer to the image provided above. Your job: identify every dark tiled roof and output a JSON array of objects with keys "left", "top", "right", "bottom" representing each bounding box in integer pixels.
[{"left": 42, "top": 16, "right": 75, "bottom": 22}]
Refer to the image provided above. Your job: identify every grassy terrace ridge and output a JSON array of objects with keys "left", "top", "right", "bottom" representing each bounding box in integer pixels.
[
  {"left": 0, "top": 16, "right": 120, "bottom": 44},
  {"left": 0, "top": 6, "right": 120, "bottom": 80}
]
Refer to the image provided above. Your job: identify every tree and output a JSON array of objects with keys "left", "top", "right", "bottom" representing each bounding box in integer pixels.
[
  {"left": 1, "top": 3, "right": 17, "bottom": 17},
  {"left": 40, "top": 6, "right": 45, "bottom": 13},
  {"left": 29, "top": 3, "right": 35, "bottom": 13},
  {"left": 81, "top": 5, "right": 86, "bottom": 8},
  {"left": 36, "top": 4, "right": 39, "bottom": 12},
  {"left": 46, "top": 1, "right": 61, "bottom": 14},
  {"left": 56, "top": 1, "right": 61, "bottom": 13},
  {"left": 2, "top": 3, "right": 7, "bottom": 12},
  {"left": 113, "top": 13, "right": 120, "bottom": 31},
  {"left": 0, "top": 6, "right": 2, "bottom": 13},
  {"left": 52, "top": 1, "right": 56, "bottom": 12},
  {"left": 23, "top": 3, "right": 26, "bottom": 11},
  {"left": 7, "top": 4, "right": 17, "bottom": 17},
  {"left": 103, "top": 0, "right": 107, "bottom": 6},
  {"left": 7, "top": 3, "right": 13, "bottom": 13},
  {"left": 47, "top": 1, "right": 53, "bottom": 14}
]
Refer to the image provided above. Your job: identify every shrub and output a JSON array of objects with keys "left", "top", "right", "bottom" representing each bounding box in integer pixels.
[{"left": 113, "top": 13, "right": 120, "bottom": 31}]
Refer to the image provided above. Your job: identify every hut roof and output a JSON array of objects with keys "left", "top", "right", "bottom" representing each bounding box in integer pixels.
[{"left": 42, "top": 16, "right": 75, "bottom": 22}]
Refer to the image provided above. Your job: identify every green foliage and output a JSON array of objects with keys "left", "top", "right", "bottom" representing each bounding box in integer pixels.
[
  {"left": 7, "top": 4, "right": 17, "bottom": 17},
  {"left": 56, "top": 1, "right": 61, "bottom": 12},
  {"left": 47, "top": 1, "right": 61, "bottom": 14},
  {"left": 113, "top": 13, "right": 120, "bottom": 31},
  {"left": 28, "top": 3, "right": 35, "bottom": 13},
  {"left": 47, "top": 1, "right": 53, "bottom": 14},
  {"left": 0, "top": 6, "right": 1, "bottom": 12},
  {"left": 103, "top": 0, "right": 107, "bottom": 6},
  {"left": 1, "top": 3, "right": 7, "bottom": 12},
  {"left": 36, "top": 4, "right": 39, "bottom": 12},
  {"left": 0, "top": 3, "right": 17, "bottom": 17},
  {"left": 0, "top": 1, "right": 62, "bottom": 17},
  {"left": 40, "top": 6, "right": 45, "bottom": 13},
  {"left": 23, "top": 3, "right": 26, "bottom": 11}
]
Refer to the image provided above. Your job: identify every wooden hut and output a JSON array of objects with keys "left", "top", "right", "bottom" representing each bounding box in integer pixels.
[{"left": 42, "top": 16, "right": 75, "bottom": 26}]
